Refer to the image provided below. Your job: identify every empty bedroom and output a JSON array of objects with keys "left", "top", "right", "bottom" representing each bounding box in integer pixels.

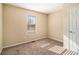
[{"left": 0, "top": 3, "right": 79, "bottom": 55}]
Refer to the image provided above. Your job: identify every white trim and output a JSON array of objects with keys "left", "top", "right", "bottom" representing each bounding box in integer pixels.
[
  {"left": 3, "top": 37, "right": 47, "bottom": 48},
  {"left": 49, "top": 36, "right": 63, "bottom": 43}
]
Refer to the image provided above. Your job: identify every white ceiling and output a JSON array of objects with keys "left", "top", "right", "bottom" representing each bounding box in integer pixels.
[{"left": 8, "top": 3, "right": 64, "bottom": 14}]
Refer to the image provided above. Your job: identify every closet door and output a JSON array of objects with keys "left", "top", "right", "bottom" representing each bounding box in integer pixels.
[
  {"left": 68, "top": 6, "right": 78, "bottom": 52},
  {"left": 63, "top": 5, "right": 79, "bottom": 53},
  {"left": 76, "top": 6, "right": 79, "bottom": 52},
  {"left": 68, "top": 5, "right": 79, "bottom": 52}
]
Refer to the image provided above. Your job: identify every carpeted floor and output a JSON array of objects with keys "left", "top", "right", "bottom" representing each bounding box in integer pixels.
[{"left": 1, "top": 38, "right": 63, "bottom": 55}]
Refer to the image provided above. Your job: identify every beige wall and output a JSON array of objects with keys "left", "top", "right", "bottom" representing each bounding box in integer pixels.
[
  {"left": 3, "top": 4, "right": 48, "bottom": 48},
  {"left": 0, "top": 3, "right": 3, "bottom": 53},
  {"left": 48, "top": 10, "right": 66, "bottom": 42}
]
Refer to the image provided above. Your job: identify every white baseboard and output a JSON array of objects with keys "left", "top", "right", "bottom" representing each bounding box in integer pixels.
[
  {"left": 3, "top": 35, "right": 62, "bottom": 49},
  {"left": 49, "top": 36, "right": 63, "bottom": 43},
  {"left": 3, "top": 37, "right": 47, "bottom": 48}
]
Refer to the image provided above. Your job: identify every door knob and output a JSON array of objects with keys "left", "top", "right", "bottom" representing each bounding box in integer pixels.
[{"left": 69, "top": 31, "right": 73, "bottom": 33}]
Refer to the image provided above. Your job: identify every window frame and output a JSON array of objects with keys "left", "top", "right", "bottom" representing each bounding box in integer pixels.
[{"left": 27, "top": 15, "right": 36, "bottom": 32}]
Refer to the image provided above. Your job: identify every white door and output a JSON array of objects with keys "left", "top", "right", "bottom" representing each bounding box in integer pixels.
[{"left": 68, "top": 6, "right": 79, "bottom": 52}]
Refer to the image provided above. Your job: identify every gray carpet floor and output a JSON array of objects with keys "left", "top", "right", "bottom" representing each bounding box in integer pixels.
[{"left": 1, "top": 38, "right": 63, "bottom": 55}]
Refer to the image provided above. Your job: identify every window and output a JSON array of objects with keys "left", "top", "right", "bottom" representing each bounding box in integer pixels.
[{"left": 27, "top": 15, "right": 36, "bottom": 32}]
